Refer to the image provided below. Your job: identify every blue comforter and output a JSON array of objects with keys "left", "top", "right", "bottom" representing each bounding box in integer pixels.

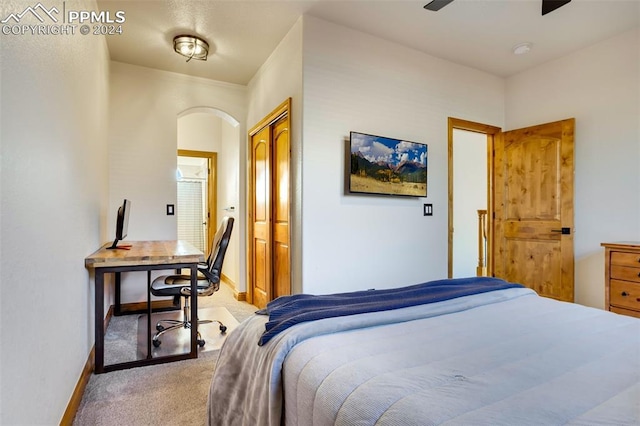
[{"left": 258, "top": 277, "right": 522, "bottom": 345}]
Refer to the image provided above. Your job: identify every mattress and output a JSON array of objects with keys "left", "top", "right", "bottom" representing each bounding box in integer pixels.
[{"left": 207, "top": 283, "right": 640, "bottom": 426}]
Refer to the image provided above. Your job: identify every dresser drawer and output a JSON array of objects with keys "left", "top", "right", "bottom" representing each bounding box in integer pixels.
[
  {"left": 610, "top": 265, "right": 640, "bottom": 283},
  {"left": 610, "top": 306, "right": 640, "bottom": 318},
  {"left": 602, "top": 243, "right": 640, "bottom": 319},
  {"left": 610, "top": 251, "right": 640, "bottom": 267},
  {"left": 610, "top": 279, "right": 640, "bottom": 312}
]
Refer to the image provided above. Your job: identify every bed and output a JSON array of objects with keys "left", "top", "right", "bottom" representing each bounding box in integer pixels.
[{"left": 207, "top": 277, "right": 640, "bottom": 425}]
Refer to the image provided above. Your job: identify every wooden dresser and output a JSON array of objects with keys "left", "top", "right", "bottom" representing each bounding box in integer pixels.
[{"left": 601, "top": 242, "right": 640, "bottom": 318}]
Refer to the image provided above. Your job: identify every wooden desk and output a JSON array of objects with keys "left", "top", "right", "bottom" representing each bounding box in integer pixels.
[{"left": 85, "top": 240, "right": 204, "bottom": 373}]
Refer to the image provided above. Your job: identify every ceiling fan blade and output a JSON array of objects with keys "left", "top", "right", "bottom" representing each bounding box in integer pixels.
[
  {"left": 542, "top": 0, "right": 571, "bottom": 15},
  {"left": 424, "top": 0, "right": 455, "bottom": 12}
]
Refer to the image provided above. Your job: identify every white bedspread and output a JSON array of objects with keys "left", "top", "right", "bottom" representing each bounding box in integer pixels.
[{"left": 207, "top": 288, "right": 640, "bottom": 425}]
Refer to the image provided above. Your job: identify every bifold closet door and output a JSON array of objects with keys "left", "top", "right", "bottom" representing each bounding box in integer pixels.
[{"left": 249, "top": 99, "right": 292, "bottom": 309}]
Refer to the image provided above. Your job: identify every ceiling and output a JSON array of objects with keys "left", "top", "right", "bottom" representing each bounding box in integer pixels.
[{"left": 98, "top": 0, "right": 639, "bottom": 85}]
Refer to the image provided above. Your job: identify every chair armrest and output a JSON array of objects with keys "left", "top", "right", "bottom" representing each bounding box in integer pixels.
[{"left": 198, "top": 268, "right": 220, "bottom": 284}]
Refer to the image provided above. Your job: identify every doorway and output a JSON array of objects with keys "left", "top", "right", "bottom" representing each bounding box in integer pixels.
[
  {"left": 452, "top": 129, "right": 488, "bottom": 277},
  {"left": 177, "top": 150, "right": 217, "bottom": 256},
  {"left": 448, "top": 118, "right": 500, "bottom": 278},
  {"left": 448, "top": 117, "right": 575, "bottom": 302}
]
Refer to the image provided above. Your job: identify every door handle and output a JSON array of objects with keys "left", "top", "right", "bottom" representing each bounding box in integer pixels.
[{"left": 551, "top": 227, "right": 571, "bottom": 235}]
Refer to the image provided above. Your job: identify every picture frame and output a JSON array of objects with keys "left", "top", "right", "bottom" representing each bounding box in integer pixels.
[{"left": 349, "top": 131, "right": 428, "bottom": 197}]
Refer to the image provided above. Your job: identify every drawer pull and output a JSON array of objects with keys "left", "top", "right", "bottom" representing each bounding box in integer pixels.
[{"left": 621, "top": 291, "right": 629, "bottom": 297}]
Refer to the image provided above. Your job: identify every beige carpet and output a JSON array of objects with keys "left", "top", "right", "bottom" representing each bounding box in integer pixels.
[
  {"left": 73, "top": 350, "right": 220, "bottom": 425},
  {"left": 73, "top": 285, "right": 257, "bottom": 425}
]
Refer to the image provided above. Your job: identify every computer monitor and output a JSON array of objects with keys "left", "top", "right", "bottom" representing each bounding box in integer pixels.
[{"left": 108, "top": 199, "right": 132, "bottom": 250}]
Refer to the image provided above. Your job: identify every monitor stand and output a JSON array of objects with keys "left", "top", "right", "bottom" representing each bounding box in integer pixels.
[{"left": 107, "top": 238, "right": 132, "bottom": 250}]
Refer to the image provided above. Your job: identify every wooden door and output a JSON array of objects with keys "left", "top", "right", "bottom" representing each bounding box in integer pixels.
[
  {"left": 251, "top": 126, "right": 271, "bottom": 309},
  {"left": 272, "top": 116, "right": 291, "bottom": 300},
  {"left": 493, "top": 118, "right": 575, "bottom": 302},
  {"left": 249, "top": 99, "right": 292, "bottom": 309}
]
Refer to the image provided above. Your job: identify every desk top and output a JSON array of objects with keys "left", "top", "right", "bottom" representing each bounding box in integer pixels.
[
  {"left": 85, "top": 240, "right": 204, "bottom": 268},
  {"left": 601, "top": 242, "right": 640, "bottom": 250}
]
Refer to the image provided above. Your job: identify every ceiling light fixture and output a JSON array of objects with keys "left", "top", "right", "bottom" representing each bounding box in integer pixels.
[
  {"left": 173, "top": 35, "right": 209, "bottom": 62},
  {"left": 512, "top": 42, "right": 532, "bottom": 55}
]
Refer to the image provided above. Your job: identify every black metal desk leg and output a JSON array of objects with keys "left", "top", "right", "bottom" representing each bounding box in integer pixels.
[
  {"left": 147, "top": 270, "right": 152, "bottom": 359},
  {"left": 190, "top": 264, "right": 198, "bottom": 355},
  {"left": 95, "top": 269, "right": 105, "bottom": 373},
  {"left": 114, "top": 272, "right": 122, "bottom": 316}
]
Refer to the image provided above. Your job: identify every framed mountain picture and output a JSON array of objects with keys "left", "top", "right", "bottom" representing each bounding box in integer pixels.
[{"left": 349, "top": 131, "right": 427, "bottom": 197}]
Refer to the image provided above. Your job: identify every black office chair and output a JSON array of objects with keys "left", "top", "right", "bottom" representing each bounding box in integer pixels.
[{"left": 150, "top": 216, "right": 234, "bottom": 348}]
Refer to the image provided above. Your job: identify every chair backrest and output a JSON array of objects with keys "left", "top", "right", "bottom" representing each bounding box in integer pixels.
[{"left": 203, "top": 216, "right": 234, "bottom": 281}]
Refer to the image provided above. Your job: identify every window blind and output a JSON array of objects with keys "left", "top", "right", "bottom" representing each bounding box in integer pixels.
[{"left": 177, "top": 180, "right": 205, "bottom": 252}]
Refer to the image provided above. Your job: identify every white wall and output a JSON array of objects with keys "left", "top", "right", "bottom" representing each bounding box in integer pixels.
[
  {"left": 506, "top": 28, "right": 640, "bottom": 308},
  {"left": 218, "top": 121, "right": 241, "bottom": 286},
  {"left": 0, "top": 0, "right": 110, "bottom": 422},
  {"left": 178, "top": 112, "right": 223, "bottom": 152},
  {"left": 247, "top": 17, "right": 303, "bottom": 292},
  {"left": 109, "top": 62, "right": 246, "bottom": 301},
  {"left": 300, "top": 16, "right": 505, "bottom": 294}
]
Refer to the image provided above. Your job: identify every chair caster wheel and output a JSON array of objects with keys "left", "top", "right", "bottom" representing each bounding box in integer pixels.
[
  {"left": 153, "top": 339, "right": 161, "bottom": 348},
  {"left": 220, "top": 325, "right": 227, "bottom": 333},
  {"left": 198, "top": 339, "right": 206, "bottom": 347},
  {"left": 156, "top": 325, "right": 165, "bottom": 332}
]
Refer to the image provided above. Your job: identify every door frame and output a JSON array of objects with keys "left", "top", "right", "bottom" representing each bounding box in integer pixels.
[
  {"left": 177, "top": 149, "right": 217, "bottom": 254},
  {"left": 448, "top": 118, "right": 501, "bottom": 278}
]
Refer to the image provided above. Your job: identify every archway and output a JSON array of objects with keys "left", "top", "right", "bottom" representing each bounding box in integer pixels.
[{"left": 177, "top": 107, "right": 244, "bottom": 298}]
